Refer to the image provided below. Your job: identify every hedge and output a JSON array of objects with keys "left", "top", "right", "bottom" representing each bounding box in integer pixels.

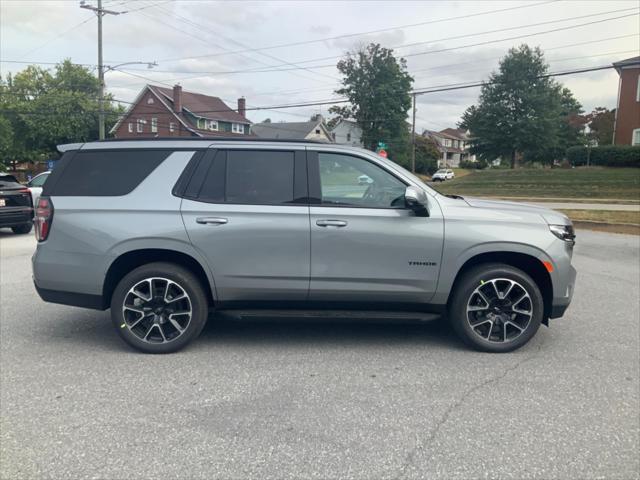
[{"left": 566, "top": 145, "right": 640, "bottom": 167}]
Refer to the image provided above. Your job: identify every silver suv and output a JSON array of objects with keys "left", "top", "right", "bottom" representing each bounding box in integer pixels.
[{"left": 32, "top": 139, "right": 576, "bottom": 354}]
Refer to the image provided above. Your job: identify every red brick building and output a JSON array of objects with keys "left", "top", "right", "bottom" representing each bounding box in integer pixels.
[
  {"left": 612, "top": 56, "right": 640, "bottom": 146},
  {"left": 110, "top": 84, "right": 252, "bottom": 138}
]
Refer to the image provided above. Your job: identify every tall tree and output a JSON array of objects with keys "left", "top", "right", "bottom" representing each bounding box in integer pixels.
[
  {"left": 0, "top": 60, "right": 122, "bottom": 169},
  {"left": 329, "top": 43, "right": 413, "bottom": 161},
  {"left": 460, "top": 45, "right": 583, "bottom": 168}
]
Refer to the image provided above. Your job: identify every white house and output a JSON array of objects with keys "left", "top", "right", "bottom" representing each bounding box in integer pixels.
[{"left": 330, "top": 119, "right": 363, "bottom": 147}]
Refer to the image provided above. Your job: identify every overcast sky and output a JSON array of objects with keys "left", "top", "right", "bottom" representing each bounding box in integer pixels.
[{"left": 1, "top": 0, "right": 638, "bottom": 132}]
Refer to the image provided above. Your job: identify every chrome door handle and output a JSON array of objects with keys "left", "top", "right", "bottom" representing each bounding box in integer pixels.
[
  {"left": 196, "top": 217, "right": 228, "bottom": 225},
  {"left": 316, "top": 219, "right": 347, "bottom": 227}
]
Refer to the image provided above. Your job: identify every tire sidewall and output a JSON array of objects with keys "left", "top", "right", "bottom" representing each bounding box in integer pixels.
[
  {"left": 110, "top": 263, "right": 209, "bottom": 354},
  {"left": 450, "top": 265, "right": 544, "bottom": 353}
]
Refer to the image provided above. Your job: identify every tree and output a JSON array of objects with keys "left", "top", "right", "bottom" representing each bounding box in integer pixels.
[
  {"left": 585, "top": 107, "right": 615, "bottom": 146},
  {"left": 329, "top": 43, "right": 413, "bottom": 161},
  {"left": 460, "top": 45, "right": 583, "bottom": 168},
  {"left": 0, "top": 59, "right": 123, "bottom": 169},
  {"left": 261, "top": 118, "right": 272, "bottom": 123},
  {"left": 413, "top": 135, "right": 440, "bottom": 175}
]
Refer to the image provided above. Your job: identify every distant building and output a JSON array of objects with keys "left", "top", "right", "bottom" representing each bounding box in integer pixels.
[
  {"left": 111, "top": 84, "right": 252, "bottom": 138},
  {"left": 612, "top": 56, "right": 640, "bottom": 146},
  {"left": 251, "top": 119, "right": 333, "bottom": 142},
  {"left": 330, "top": 119, "right": 363, "bottom": 147},
  {"left": 423, "top": 128, "right": 476, "bottom": 167}
]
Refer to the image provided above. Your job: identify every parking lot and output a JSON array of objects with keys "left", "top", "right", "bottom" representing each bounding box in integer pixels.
[{"left": 1, "top": 229, "right": 638, "bottom": 479}]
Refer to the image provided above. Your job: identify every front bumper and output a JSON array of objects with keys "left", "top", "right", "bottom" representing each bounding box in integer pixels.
[{"left": 550, "top": 263, "right": 577, "bottom": 319}]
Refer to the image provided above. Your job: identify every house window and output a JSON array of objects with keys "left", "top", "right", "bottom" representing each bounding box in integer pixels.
[
  {"left": 232, "top": 123, "right": 245, "bottom": 134},
  {"left": 151, "top": 118, "right": 158, "bottom": 133},
  {"left": 632, "top": 128, "right": 640, "bottom": 146},
  {"left": 136, "top": 119, "right": 146, "bottom": 133},
  {"left": 147, "top": 97, "right": 154, "bottom": 105},
  {"left": 128, "top": 122, "right": 133, "bottom": 133},
  {"left": 169, "top": 122, "right": 176, "bottom": 133},
  {"left": 207, "top": 120, "right": 218, "bottom": 131},
  {"left": 346, "top": 133, "right": 351, "bottom": 142},
  {"left": 197, "top": 118, "right": 205, "bottom": 129},
  {"left": 315, "top": 129, "right": 321, "bottom": 134}
]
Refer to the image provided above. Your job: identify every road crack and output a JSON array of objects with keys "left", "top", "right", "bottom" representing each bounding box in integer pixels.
[{"left": 394, "top": 347, "right": 542, "bottom": 479}]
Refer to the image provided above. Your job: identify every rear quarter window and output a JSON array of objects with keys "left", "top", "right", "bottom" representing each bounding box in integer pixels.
[{"left": 45, "top": 149, "right": 172, "bottom": 196}]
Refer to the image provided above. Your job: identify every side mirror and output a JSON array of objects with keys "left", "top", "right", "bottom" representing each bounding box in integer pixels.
[{"left": 405, "top": 186, "right": 429, "bottom": 216}]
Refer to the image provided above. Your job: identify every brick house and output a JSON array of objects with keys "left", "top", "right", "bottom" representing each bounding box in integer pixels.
[
  {"left": 110, "top": 84, "right": 252, "bottom": 138},
  {"left": 612, "top": 56, "right": 640, "bottom": 146}
]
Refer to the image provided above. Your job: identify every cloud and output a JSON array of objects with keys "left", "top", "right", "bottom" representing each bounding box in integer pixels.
[{"left": 310, "top": 25, "right": 332, "bottom": 35}]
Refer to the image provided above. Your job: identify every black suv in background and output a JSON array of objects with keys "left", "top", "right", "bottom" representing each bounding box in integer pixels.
[{"left": 0, "top": 173, "right": 33, "bottom": 234}]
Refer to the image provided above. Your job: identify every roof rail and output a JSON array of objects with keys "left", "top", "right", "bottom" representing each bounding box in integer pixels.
[{"left": 95, "top": 137, "right": 330, "bottom": 144}]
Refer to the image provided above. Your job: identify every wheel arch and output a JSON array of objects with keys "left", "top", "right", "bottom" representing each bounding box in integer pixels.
[
  {"left": 446, "top": 251, "right": 553, "bottom": 321},
  {"left": 102, "top": 248, "right": 216, "bottom": 309}
]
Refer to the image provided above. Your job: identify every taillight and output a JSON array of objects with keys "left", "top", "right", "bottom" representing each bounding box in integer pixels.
[{"left": 34, "top": 196, "right": 53, "bottom": 242}]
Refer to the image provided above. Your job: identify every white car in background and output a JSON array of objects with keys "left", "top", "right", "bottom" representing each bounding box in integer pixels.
[
  {"left": 432, "top": 169, "right": 455, "bottom": 182},
  {"left": 26, "top": 171, "right": 50, "bottom": 207}
]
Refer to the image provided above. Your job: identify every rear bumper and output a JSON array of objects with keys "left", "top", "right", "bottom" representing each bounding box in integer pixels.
[
  {"left": 34, "top": 280, "right": 106, "bottom": 310},
  {"left": 0, "top": 208, "right": 32, "bottom": 227}
]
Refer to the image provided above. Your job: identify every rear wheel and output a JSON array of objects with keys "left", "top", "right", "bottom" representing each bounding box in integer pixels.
[
  {"left": 448, "top": 263, "right": 543, "bottom": 352},
  {"left": 110, "top": 262, "right": 209, "bottom": 353},
  {"left": 12, "top": 223, "right": 32, "bottom": 234}
]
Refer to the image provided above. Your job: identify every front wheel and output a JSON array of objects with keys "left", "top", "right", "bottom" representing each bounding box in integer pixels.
[
  {"left": 448, "top": 263, "right": 544, "bottom": 352},
  {"left": 110, "top": 262, "right": 209, "bottom": 353}
]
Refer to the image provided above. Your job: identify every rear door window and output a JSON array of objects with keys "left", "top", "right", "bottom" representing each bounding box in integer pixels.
[
  {"left": 46, "top": 149, "right": 171, "bottom": 196},
  {"left": 193, "top": 149, "right": 306, "bottom": 205}
]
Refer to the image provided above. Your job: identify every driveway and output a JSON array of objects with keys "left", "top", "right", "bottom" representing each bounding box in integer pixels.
[{"left": 1, "top": 229, "right": 638, "bottom": 479}]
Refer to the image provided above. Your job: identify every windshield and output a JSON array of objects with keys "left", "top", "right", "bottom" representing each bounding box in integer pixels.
[{"left": 435, "top": 169, "right": 446, "bottom": 174}]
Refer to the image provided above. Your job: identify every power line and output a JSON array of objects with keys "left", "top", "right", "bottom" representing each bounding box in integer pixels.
[
  {"left": 91, "top": 9, "right": 640, "bottom": 87},
  {"left": 3, "top": 63, "right": 632, "bottom": 117},
  {"left": 15, "top": 16, "right": 95, "bottom": 60},
  {"left": 146, "top": 2, "right": 339, "bottom": 83},
  {"left": 157, "top": 0, "right": 559, "bottom": 62},
  {"left": 151, "top": 7, "right": 638, "bottom": 71}
]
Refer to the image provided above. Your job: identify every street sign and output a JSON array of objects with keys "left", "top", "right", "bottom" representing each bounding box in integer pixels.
[{"left": 47, "top": 160, "right": 56, "bottom": 171}]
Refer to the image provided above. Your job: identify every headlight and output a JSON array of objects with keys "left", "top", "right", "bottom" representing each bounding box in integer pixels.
[{"left": 549, "top": 224, "right": 576, "bottom": 243}]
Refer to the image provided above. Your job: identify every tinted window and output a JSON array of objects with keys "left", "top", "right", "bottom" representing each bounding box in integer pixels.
[
  {"left": 318, "top": 153, "right": 406, "bottom": 208},
  {"left": 29, "top": 173, "right": 49, "bottom": 187},
  {"left": 48, "top": 150, "right": 170, "bottom": 196},
  {"left": 198, "top": 150, "right": 295, "bottom": 204}
]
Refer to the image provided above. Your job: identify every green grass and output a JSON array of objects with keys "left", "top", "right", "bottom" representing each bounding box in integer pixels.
[
  {"left": 433, "top": 167, "right": 640, "bottom": 200},
  {"left": 559, "top": 209, "right": 640, "bottom": 225}
]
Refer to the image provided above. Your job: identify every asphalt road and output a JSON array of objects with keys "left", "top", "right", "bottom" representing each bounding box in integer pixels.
[{"left": 1, "top": 229, "right": 638, "bottom": 479}]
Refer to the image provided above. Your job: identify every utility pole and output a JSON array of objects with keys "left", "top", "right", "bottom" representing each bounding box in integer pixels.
[
  {"left": 411, "top": 93, "right": 416, "bottom": 173},
  {"left": 80, "top": 0, "right": 120, "bottom": 140}
]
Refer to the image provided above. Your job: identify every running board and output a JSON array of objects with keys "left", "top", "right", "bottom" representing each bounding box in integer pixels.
[{"left": 216, "top": 309, "right": 442, "bottom": 322}]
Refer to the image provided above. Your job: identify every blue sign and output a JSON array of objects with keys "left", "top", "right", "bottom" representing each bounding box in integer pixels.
[{"left": 47, "top": 160, "right": 56, "bottom": 171}]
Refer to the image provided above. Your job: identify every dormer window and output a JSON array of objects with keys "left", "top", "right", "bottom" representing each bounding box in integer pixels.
[
  {"left": 232, "top": 123, "right": 245, "bottom": 134},
  {"left": 147, "top": 97, "right": 154, "bottom": 104},
  {"left": 207, "top": 120, "right": 218, "bottom": 131}
]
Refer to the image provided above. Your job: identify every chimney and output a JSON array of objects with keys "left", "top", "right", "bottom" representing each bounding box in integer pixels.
[
  {"left": 237, "top": 97, "right": 246, "bottom": 118},
  {"left": 173, "top": 84, "right": 182, "bottom": 113}
]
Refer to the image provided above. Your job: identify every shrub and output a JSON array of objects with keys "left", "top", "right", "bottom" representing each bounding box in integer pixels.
[
  {"left": 566, "top": 145, "right": 640, "bottom": 167},
  {"left": 460, "top": 159, "right": 488, "bottom": 170}
]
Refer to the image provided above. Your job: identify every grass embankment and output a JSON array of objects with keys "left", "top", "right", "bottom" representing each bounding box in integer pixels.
[
  {"left": 558, "top": 209, "right": 640, "bottom": 225},
  {"left": 433, "top": 167, "right": 640, "bottom": 200}
]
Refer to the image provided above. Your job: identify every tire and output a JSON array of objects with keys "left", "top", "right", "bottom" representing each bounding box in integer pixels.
[
  {"left": 12, "top": 223, "right": 32, "bottom": 234},
  {"left": 110, "top": 262, "right": 209, "bottom": 353},
  {"left": 448, "top": 263, "right": 544, "bottom": 353}
]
